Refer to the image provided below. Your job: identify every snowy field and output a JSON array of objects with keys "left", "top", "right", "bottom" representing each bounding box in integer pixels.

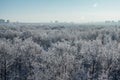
[{"left": 0, "top": 24, "right": 120, "bottom": 80}]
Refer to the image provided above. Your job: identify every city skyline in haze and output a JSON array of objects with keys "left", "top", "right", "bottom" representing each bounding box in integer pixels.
[{"left": 0, "top": 0, "right": 120, "bottom": 23}]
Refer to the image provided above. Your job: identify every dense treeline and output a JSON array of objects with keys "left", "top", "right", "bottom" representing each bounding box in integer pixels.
[{"left": 0, "top": 24, "right": 120, "bottom": 80}]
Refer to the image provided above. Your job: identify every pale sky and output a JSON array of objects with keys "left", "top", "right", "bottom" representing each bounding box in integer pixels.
[{"left": 0, "top": 0, "right": 120, "bottom": 23}]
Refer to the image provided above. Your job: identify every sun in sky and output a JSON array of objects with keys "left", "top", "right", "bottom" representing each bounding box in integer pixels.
[{"left": 93, "top": 3, "right": 98, "bottom": 7}]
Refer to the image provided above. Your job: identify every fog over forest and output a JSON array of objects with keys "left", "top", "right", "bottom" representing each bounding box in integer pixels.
[{"left": 0, "top": 24, "right": 120, "bottom": 80}]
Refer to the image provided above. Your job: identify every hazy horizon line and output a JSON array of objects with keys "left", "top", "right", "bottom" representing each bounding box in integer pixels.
[{"left": 1, "top": 19, "right": 120, "bottom": 23}]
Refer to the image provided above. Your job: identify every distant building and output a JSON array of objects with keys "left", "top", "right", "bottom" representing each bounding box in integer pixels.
[
  {"left": 105, "top": 20, "right": 116, "bottom": 23},
  {"left": 55, "top": 20, "right": 59, "bottom": 23},
  {"left": 111, "top": 20, "right": 115, "bottom": 23},
  {"left": 6, "top": 20, "right": 10, "bottom": 23},
  {"left": 105, "top": 20, "right": 111, "bottom": 23},
  {"left": 0, "top": 19, "right": 5, "bottom": 23},
  {"left": 0, "top": 19, "right": 10, "bottom": 24}
]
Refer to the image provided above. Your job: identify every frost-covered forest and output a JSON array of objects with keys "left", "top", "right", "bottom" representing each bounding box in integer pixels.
[{"left": 0, "top": 24, "right": 120, "bottom": 80}]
